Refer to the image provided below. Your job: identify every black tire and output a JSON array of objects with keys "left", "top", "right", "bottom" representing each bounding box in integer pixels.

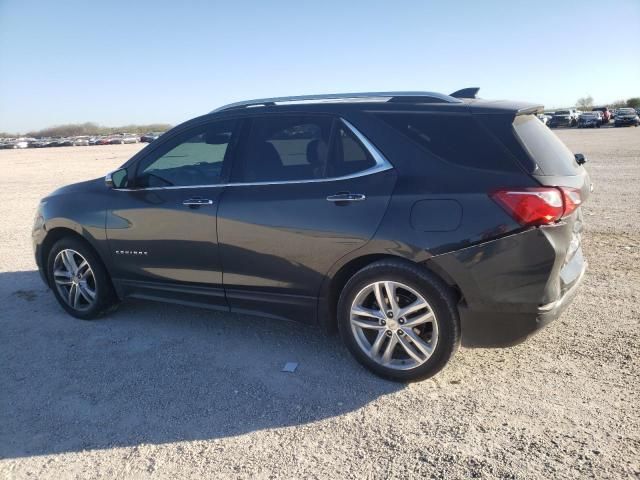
[
  {"left": 47, "top": 236, "right": 117, "bottom": 320},
  {"left": 337, "top": 259, "right": 460, "bottom": 382}
]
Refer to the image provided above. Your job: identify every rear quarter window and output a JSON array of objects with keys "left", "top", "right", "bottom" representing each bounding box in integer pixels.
[{"left": 375, "top": 113, "right": 521, "bottom": 172}]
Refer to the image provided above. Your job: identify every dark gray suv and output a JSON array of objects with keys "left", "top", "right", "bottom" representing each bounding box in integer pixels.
[{"left": 33, "top": 88, "right": 591, "bottom": 381}]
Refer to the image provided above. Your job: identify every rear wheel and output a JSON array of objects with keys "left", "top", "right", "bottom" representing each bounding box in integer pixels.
[
  {"left": 338, "top": 259, "right": 459, "bottom": 382},
  {"left": 47, "top": 237, "right": 117, "bottom": 320}
]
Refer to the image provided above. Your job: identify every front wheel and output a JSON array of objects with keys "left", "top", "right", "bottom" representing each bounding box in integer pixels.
[
  {"left": 47, "top": 237, "right": 117, "bottom": 320},
  {"left": 338, "top": 259, "right": 460, "bottom": 382}
]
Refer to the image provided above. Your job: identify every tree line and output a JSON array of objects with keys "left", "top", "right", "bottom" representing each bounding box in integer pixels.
[
  {"left": 0, "top": 122, "right": 172, "bottom": 138},
  {"left": 575, "top": 96, "right": 640, "bottom": 111}
]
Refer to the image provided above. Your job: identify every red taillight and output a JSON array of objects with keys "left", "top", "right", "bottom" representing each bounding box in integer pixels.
[
  {"left": 490, "top": 187, "right": 582, "bottom": 226},
  {"left": 560, "top": 187, "right": 582, "bottom": 216}
]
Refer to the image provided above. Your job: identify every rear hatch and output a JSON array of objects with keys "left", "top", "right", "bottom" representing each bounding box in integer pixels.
[
  {"left": 511, "top": 114, "right": 591, "bottom": 296},
  {"left": 472, "top": 108, "right": 590, "bottom": 300}
]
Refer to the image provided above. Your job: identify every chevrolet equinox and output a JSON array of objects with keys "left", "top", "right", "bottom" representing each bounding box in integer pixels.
[{"left": 33, "top": 88, "right": 590, "bottom": 381}]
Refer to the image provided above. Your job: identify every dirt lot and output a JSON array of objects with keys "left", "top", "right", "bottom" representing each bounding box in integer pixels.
[{"left": 1, "top": 128, "right": 639, "bottom": 479}]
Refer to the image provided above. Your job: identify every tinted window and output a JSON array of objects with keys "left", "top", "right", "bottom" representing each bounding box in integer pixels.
[
  {"left": 236, "top": 115, "right": 332, "bottom": 182},
  {"left": 137, "top": 120, "right": 237, "bottom": 187},
  {"left": 513, "top": 115, "right": 579, "bottom": 176},
  {"left": 328, "top": 122, "right": 376, "bottom": 177},
  {"left": 376, "top": 113, "right": 520, "bottom": 172}
]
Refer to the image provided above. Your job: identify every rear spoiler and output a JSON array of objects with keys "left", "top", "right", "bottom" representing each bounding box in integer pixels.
[
  {"left": 450, "top": 87, "right": 480, "bottom": 99},
  {"left": 449, "top": 89, "right": 544, "bottom": 115},
  {"left": 517, "top": 104, "right": 544, "bottom": 115}
]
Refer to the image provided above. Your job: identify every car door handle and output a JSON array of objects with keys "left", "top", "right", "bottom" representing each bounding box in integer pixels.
[
  {"left": 183, "top": 198, "right": 214, "bottom": 207},
  {"left": 326, "top": 193, "right": 366, "bottom": 202}
]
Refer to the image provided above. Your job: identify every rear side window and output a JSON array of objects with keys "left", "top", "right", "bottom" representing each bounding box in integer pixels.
[
  {"left": 236, "top": 115, "right": 333, "bottom": 182},
  {"left": 376, "top": 113, "right": 520, "bottom": 172},
  {"left": 513, "top": 115, "right": 579, "bottom": 176},
  {"left": 234, "top": 116, "right": 378, "bottom": 182}
]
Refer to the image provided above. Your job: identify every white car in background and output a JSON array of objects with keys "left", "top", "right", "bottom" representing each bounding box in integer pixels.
[
  {"left": 11, "top": 138, "right": 30, "bottom": 149},
  {"left": 109, "top": 134, "right": 139, "bottom": 144},
  {"left": 537, "top": 113, "right": 551, "bottom": 125}
]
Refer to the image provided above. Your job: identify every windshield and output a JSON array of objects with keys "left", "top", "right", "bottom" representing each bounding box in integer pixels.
[
  {"left": 555, "top": 110, "right": 570, "bottom": 115},
  {"left": 618, "top": 108, "right": 635, "bottom": 115}
]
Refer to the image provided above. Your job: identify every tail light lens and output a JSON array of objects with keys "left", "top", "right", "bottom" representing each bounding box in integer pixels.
[
  {"left": 560, "top": 187, "right": 582, "bottom": 216},
  {"left": 491, "top": 187, "right": 582, "bottom": 226}
]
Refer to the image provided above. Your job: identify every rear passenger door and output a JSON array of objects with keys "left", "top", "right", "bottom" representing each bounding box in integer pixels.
[{"left": 217, "top": 114, "right": 397, "bottom": 324}]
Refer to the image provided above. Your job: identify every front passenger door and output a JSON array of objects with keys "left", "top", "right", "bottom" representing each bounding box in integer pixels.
[{"left": 106, "top": 118, "right": 240, "bottom": 308}]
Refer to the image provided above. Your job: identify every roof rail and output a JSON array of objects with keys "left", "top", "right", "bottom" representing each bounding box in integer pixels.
[
  {"left": 211, "top": 91, "right": 462, "bottom": 113},
  {"left": 450, "top": 87, "right": 480, "bottom": 99}
]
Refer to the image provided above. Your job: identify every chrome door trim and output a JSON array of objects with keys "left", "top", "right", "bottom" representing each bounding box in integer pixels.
[
  {"left": 326, "top": 193, "right": 366, "bottom": 202},
  {"left": 112, "top": 118, "right": 393, "bottom": 192},
  {"left": 182, "top": 198, "right": 214, "bottom": 206}
]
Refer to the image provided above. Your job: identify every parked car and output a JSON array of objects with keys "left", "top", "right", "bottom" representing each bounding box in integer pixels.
[
  {"left": 73, "top": 137, "right": 90, "bottom": 146},
  {"left": 592, "top": 107, "right": 612, "bottom": 123},
  {"left": 96, "top": 137, "right": 111, "bottom": 145},
  {"left": 109, "top": 134, "right": 138, "bottom": 144},
  {"left": 33, "top": 89, "right": 591, "bottom": 381},
  {"left": 614, "top": 108, "right": 640, "bottom": 127},
  {"left": 8, "top": 139, "right": 29, "bottom": 149},
  {"left": 548, "top": 109, "right": 579, "bottom": 128},
  {"left": 140, "top": 132, "right": 163, "bottom": 142},
  {"left": 577, "top": 112, "right": 602, "bottom": 128},
  {"left": 536, "top": 113, "right": 551, "bottom": 125}
]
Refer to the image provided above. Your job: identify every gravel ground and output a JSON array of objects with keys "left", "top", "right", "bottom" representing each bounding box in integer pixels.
[{"left": 0, "top": 128, "right": 639, "bottom": 479}]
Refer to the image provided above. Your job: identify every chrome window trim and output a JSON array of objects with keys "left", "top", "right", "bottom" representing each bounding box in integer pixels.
[{"left": 112, "top": 118, "right": 393, "bottom": 192}]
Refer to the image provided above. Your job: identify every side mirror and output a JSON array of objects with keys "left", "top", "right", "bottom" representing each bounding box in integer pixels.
[
  {"left": 574, "top": 153, "right": 587, "bottom": 165},
  {"left": 105, "top": 168, "right": 128, "bottom": 189}
]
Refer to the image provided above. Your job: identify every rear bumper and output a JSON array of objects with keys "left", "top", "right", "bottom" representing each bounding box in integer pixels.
[
  {"left": 431, "top": 220, "right": 586, "bottom": 347},
  {"left": 457, "top": 262, "right": 585, "bottom": 347}
]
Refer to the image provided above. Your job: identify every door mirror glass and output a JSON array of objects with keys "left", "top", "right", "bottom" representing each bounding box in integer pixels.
[{"left": 106, "top": 168, "right": 128, "bottom": 188}]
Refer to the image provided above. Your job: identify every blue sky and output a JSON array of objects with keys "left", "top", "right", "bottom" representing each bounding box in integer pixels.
[{"left": 1, "top": 0, "right": 638, "bottom": 133}]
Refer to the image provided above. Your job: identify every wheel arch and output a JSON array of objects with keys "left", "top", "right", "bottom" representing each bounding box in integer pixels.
[
  {"left": 40, "top": 227, "right": 114, "bottom": 291},
  {"left": 318, "top": 253, "right": 460, "bottom": 334}
]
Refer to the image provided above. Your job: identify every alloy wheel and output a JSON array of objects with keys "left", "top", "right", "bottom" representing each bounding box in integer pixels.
[
  {"left": 52, "top": 249, "right": 97, "bottom": 311},
  {"left": 349, "top": 281, "right": 439, "bottom": 370}
]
